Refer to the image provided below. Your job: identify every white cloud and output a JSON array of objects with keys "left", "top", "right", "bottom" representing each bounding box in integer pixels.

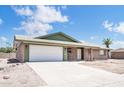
[
  {"left": 0, "top": 36, "right": 9, "bottom": 47},
  {"left": 0, "top": 36, "right": 7, "bottom": 42},
  {"left": 80, "top": 40, "right": 86, "bottom": 43},
  {"left": 12, "top": 5, "right": 69, "bottom": 36},
  {"left": 12, "top": 6, "right": 33, "bottom": 16},
  {"left": 14, "top": 21, "right": 53, "bottom": 36},
  {"left": 90, "top": 36, "right": 95, "bottom": 40},
  {"left": 90, "top": 36, "right": 99, "bottom": 40},
  {"left": 111, "top": 40, "right": 124, "bottom": 49},
  {"left": 0, "top": 18, "right": 3, "bottom": 25},
  {"left": 34, "top": 6, "right": 68, "bottom": 23},
  {"left": 114, "top": 22, "right": 124, "bottom": 34},
  {"left": 102, "top": 20, "right": 113, "bottom": 31},
  {"left": 103, "top": 20, "right": 124, "bottom": 34}
]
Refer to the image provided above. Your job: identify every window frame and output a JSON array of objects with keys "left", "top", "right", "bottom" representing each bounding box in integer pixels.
[{"left": 99, "top": 50, "right": 105, "bottom": 56}]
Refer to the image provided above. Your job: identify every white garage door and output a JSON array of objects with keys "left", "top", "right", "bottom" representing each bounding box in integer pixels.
[{"left": 29, "top": 45, "right": 63, "bottom": 61}]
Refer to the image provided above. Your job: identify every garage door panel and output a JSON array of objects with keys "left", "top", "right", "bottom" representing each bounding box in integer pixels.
[{"left": 29, "top": 45, "right": 63, "bottom": 61}]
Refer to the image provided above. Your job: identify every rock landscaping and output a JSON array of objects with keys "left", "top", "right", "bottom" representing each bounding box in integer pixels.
[
  {"left": 81, "top": 59, "right": 124, "bottom": 74},
  {"left": 0, "top": 59, "right": 47, "bottom": 87}
]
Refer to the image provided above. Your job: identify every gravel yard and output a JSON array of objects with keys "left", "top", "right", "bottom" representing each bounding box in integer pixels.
[
  {"left": 81, "top": 59, "right": 124, "bottom": 74},
  {"left": 0, "top": 59, "right": 46, "bottom": 87}
]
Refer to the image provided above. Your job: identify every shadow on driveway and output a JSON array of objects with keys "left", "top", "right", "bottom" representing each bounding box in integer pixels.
[{"left": 7, "top": 58, "right": 20, "bottom": 64}]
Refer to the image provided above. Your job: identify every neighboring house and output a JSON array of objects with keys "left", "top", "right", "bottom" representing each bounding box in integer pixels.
[
  {"left": 111, "top": 48, "right": 124, "bottom": 59},
  {"left": 14, "top": 32, "right": 110, "bottom": 62}
]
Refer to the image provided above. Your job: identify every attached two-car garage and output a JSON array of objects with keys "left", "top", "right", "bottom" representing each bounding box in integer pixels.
[{"left": 29, "top": 45, "right": 63, "bottom": 61}]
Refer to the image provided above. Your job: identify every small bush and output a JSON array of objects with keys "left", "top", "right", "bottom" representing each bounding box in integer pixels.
[{"left": 0, "top": 47, "right": 15, "bottom": 53}]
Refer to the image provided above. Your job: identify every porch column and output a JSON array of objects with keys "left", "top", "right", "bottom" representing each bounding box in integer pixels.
[
  {"left": 63, "top": 47, "right": 68, "bottom": 61},
  {"left": 90, "top": 48, "right": 93, "bottom": 61}
]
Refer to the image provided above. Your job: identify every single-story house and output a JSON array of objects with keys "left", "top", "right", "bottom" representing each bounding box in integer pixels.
[
  {"left": 14, "top": 32, "right": 110, "bottom": 62},
  {"left": 111, "top": 48, "right": 124, "bottom": 59}
]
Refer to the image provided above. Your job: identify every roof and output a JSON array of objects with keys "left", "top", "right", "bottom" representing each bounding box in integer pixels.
[
  {"left": 14, "top": 34, "right": 110, "bottom": 50},
  {"left": 35, "top": 32, "right": 80, "bottom": 43},
  {"left": 111, "top": 48, "right": 124, "bottom": 52},
  {"left": 80, "top": 41, "right": 110, "bottom": 49}
]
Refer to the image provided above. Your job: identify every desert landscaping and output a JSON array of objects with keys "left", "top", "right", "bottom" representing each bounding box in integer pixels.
[
  {"left": 0, "top": 59, "right": 46, "bottom": 87},
  {"left": 81, "top": 59, "right": 124, "bottom": 74},
  {"left": 1, "top": 58, "right": 124, "bottom": 86}
]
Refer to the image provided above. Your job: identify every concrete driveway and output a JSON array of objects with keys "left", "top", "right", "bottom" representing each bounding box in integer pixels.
[{"left": 27, "top": 62, "right": 124, "bottom": 87}]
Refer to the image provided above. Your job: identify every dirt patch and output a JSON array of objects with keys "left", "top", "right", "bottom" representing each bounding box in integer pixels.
[
  {"left": 80, "top": 59, "right": 124, "bottom": 74},
  {"left": 0, "top": 59, "right": 47, "bottom": 87}
]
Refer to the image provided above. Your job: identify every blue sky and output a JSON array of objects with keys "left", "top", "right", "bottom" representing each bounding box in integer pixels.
[{"left": 0, "top": 5, "right": 124, "bottom": 49}]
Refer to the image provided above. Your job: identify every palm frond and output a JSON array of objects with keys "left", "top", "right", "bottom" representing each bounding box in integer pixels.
[{"left": 103, "top": 38, "right": 112, "bottom": 48}]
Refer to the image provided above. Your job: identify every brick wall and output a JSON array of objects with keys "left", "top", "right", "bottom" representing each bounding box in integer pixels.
[
  {"left": 16, "top": 43, "right": 25, "bottom": 62},
  {"left": 92, "top": 49, "right": 108, "bottom": 60},
  {"left": 84, "top": 48, "right": 91, "bottom": 61},
  {"left": 68, "top": 47, "right": 77, "bottom": 61},
  {"left": 84, "top": 48, "right": 108, "bottom": 61},
  {"left": 111, "top": 52, "right": 124, "bottom": 59}
]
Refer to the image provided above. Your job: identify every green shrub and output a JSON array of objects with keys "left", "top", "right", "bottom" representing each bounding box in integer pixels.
[{"left": 0, "top": 47, "right": 15, "bottom": 53}]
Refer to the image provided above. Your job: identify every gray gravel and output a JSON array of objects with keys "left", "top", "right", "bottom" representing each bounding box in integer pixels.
[
  {"left": 81, "top": 59, "right": 124, "bottom": 74},
  {"left": 0, "top": 59, "right": 47, "bottom": 87}
]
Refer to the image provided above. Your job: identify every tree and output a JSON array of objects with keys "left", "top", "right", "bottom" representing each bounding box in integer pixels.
[
  {"left": 0, "top": 47, "right": 6, "bottom": 52},
  {"left": 103, "top": 38, "right": 112, "bottom": 48},
  {"left": 6, "top": 47, "right": 14, "bottom": 53},
  {"left": 103, "top": 38, "right": 112, "bottom": 59}
]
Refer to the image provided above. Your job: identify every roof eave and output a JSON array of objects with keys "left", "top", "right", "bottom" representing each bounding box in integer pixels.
[{"left": 35, "top": 32, "right": 80, "bottom": 43}]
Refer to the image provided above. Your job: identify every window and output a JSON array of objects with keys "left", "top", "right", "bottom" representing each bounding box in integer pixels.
[{"left": 99, "top": 50, "right": 105, "bottom": 55}]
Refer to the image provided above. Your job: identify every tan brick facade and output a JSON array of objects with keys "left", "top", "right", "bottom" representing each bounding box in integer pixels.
[
  {"left": 67, "top": 48, "right": 108, "bottom": 61},
  {"left": 16, "top": 43, "right": 25, "bottom": 62},
  {"left": 111, "top": 52, "right": 124, "bottom": 59},
  {"left": 84, "top": 48, "right": 108, "bottom": 61},
  {"left": 15, "top": 32, "right": 110, "bottom": 62},
  {"left": 16, "top": 44, "right": 108, "bottom": 62},
  {"left": 67, "top": 47, "right": 77, "bottom": 61},
  {"left": 84, "top": 48, "right": 91, "bottom": 61},
  {"left": 92, "top": 49, "right": 108, "bottom": 60}
]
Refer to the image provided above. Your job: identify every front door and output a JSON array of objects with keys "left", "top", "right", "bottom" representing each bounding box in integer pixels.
[{"left": 67, "top": 48, "right": 72, "bottom": 61}]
